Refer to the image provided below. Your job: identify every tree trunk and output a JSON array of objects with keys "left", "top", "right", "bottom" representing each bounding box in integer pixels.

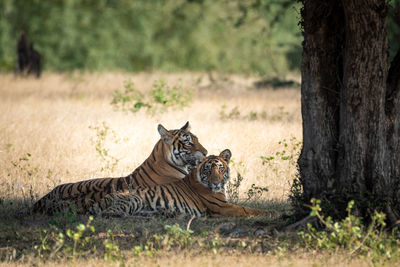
[{"left": 298, "top": 0, "right": 400, "bottom": 220}]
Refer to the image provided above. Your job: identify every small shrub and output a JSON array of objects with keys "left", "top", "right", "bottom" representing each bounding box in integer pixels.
[
  {"left": 260, "top": 136, "right": 302, "bottom": 181},
  {"left": 34, "top": 216, "right": 127, "bottom": 262},
  {"left": 88, "top": 121, "right": 120, "bottom": 173},
  {"left": 111, "top": 80, "right": 148, "bottom": 113},
  {"left": 111, "top": 78, "right": 193, "bottom": 114},
  {"left": 35, "top": 216, "right": 97, "bottom": 260},
  {"left": 150, "top": 79, "right": 193, "bottom": 111},
  {"left": 103, "top": 229, "right": 123, "bottom": 262},
  {"left": 163, "top": 224, "right": 194, "bottom": 249},
  {"left": 300, "top": 199, "right": 400, "bottom": 263}
]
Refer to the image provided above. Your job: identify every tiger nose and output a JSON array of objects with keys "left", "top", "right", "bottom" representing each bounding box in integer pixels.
[
  {"left": 211, "top": 165, "right": 219, "bottom": 175},
  {"left": 210, "top": 167, "right": 220, "bottom": 182}
]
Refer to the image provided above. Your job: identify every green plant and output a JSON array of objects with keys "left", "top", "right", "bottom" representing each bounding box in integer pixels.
[
  {"left": 49, "top": 205, "right": 79, "bottom": 230},
  {"left": 206, "top": 236, "right": 226, "bottom": 255},
  {"left": 150, "top": 79, "right": 193, "bottom": 112},
  {"left": 88, "top": 121, "right": 120, "bottom": 172},
  {"left": 111, "top": 80, "right": 149, "bottom": 113},
  {"left": 163, "top": 224, "right": 194, "bottom": 249},
  {"left": 300, "top": 199, "right": 400, "bottom": 263},
  {"left": 111, "top": 78, "right": 193, "bottom": 115},
  {"left": 35, "top": 216, "right": 97, "bottom": 260},
  {"left": 260, "top": 136, "right": 302, "bottom": 180},
  {"left": 132, "top": 223, "right": 194, "bottom": 257},
  {"left": 132, "top": 242, "right": 156, "bottom": 258},
  {"left": 65, "top": 219, "right": 95, "bottom": 259},
  {"left": 103, "top": 229, "right": 124, "bottom": 262}
]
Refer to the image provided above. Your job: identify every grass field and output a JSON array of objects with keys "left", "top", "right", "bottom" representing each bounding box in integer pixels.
[{"left": 0, "top": 73, "right": 388, "bottom": 266}]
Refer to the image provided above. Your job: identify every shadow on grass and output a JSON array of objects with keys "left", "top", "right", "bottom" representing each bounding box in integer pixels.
[
  {"left": 253, "top": 77, "right": 300, "bottom": 90},
  {"left": 0, "top": 197, "right": 296, "bottom": 262}
]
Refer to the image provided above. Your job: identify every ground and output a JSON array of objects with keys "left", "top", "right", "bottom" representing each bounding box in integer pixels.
[{"left": 0, "top": 72, "right": 383, "bottom": 266}]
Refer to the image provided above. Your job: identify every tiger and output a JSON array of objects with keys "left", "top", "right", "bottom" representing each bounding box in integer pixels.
[
  {"left": 93, "top": 149, "right": 275, "bottom": 218},
  {"left": 33, "top": 122, "right": 208, "bottom": 215}
]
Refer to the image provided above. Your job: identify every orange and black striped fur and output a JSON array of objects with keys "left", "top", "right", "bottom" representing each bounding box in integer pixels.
[
  {"left": 94, "top": 150, "right": 272, "bottom": 218},
  {"left": 33, "top": 122, "right": 208, "bottom": 215}
]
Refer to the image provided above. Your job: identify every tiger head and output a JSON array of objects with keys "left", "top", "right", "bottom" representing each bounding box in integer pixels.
[
  {"left": 197, "top": 149, "right": 232, "bottom": 193},
  {"left": 158, "top": 122, "right": 208, "bottom": 173}
]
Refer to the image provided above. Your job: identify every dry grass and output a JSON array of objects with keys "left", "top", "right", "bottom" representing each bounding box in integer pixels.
[
  {"left": 0, "top": 251, "right": 375, "bottom": 267},
  {"left": 0, "top": 72, "right": 301, "bottom": 203},
  {"left": 0, "top": 72, "right": 333, "bottom": 266}
]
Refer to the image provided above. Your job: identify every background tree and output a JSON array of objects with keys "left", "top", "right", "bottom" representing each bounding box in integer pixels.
[
  {"left": 297, "top": 0, "right": 400, "bottom": 224},
  {"left": 0, "top": 0, "right": 301, "bottom": 75}
]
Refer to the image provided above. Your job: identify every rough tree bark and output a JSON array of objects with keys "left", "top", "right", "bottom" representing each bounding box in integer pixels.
[{"left": 298, "top": 0, "right": 400, "bottom": 221}]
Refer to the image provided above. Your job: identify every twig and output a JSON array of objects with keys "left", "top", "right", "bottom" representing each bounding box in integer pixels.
[{"left": 186, "top": 215, "right": 195, "bottom": 231}]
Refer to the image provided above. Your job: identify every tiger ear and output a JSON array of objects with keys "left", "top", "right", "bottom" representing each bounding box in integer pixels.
[
  {"left": 158, "top": 124, "right": 173, "bottom": 144},
  {"left": 180, "top": 121, "right": 191, "bottom": 132},
  {"left": 219, "top": 149, "right": 232, "bottom": 163}
]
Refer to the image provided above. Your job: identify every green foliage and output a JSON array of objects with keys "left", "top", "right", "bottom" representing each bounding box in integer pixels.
[
  {"left": 300, "top": 199, "right": 400, "bottom": 263},
  {"left": 111, "top": 80, "right": 148, "bottom": 113},
  {"left": 88, "top": 121, "right": 120, "bottom": 172},
  {"left": 34, "top": 216, "right": 126, "bottom": 263},
  {"left": 150, "top": 79, "right": 193, "bottom": 110},
  {"left": 111, "top": 79, "right": 193, "bottom": 114},
  {"left": 260, "top": 136, "right": 302, "bottom": 179},
  {"left": 103, "top": 229, "right": 124, "bottom": 262},
  {"left": 35, "top": 216, "right": 97, "bottom": 260},
  {"left": 1, "top": 1, "right": 399, "bottom": 74},
  {"left": 132, "top": 223, "right": 194, "bottom": 257},
  {"left": 163, "top": 224, "right": 195, "bottom": 249},
  {"left": 0, "top": 0, "right": 303, "bottom": 74},
  {"left": 49, "top": 206, "right": 79, "bottom": 231}
]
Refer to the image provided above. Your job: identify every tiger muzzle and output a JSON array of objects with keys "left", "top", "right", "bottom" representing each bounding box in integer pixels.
[{"left": 209, "top": 166, "right": 221, "bottom": 185}]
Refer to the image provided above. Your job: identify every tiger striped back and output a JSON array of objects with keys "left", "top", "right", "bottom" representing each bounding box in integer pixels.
[
  {"left": 96, "top": 149, "right": 275, "bottom": 218},
  {"left": 33, "top": 122, "right": 207, "bottom": 215}
]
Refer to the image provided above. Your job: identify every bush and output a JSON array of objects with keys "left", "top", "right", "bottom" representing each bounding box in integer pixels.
[
  {"left": 300, "top": 199, "right": 400, "bottom": 263},
  {"left": 111, "top": 79, "right": 193, "bottom": 115}
]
